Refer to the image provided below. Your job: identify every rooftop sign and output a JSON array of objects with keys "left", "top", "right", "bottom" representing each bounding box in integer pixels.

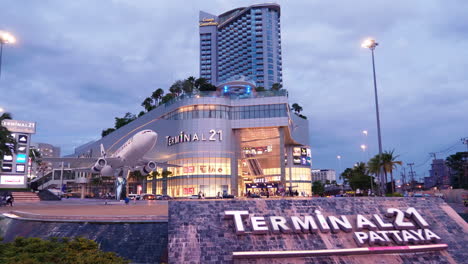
[{"left": 1, "top": 119, "right": 36, "bottom": 134}]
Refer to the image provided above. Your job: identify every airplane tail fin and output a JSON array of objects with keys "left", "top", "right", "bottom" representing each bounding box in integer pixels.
[{"left": 100, "top": 144, "right": 106, "bottom": 157}]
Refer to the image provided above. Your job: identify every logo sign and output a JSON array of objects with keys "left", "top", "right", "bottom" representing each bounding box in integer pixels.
[
  {"left": 292, "top": 147, "right": 301, "bottom": 157},
  {"left": 17, "top": 145, "right": 27, "bottom": 153},
  {"left": 225, "top": 208, "right": 442, "bottom": 248},
  {"left": 0, "top": 175, "right": 25, "bottom": 185},
  {"left": 1, "top": 120, "right": 36, "bottom": 134},
  {"left": 3, "top": 155, "right": 13, "bottom": 162},
  {"left": 183, "top": 187, "right": 195, "bottom": 195},
  {"left": 166, "top": 130, "right": 223, "bottom": 146},
  {"left": 18, "top": 134, "right": 28, "bottom": 143},
  {"left": 16, "top": 164, "right": 25, "bottom": 173},
  {"left": 1, "top": 164, "right": 13, "bottom": 172},
  {"left": 16, "top": 154, "right": 27, "bottom": 163}
]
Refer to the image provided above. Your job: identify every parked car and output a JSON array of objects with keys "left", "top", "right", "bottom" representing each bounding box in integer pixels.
[
  {"left": 222, "top": 194, "right": 235, "bottom": 199},
  {"left": 160, "top": 195, "right": 173, "bottom": 200},
  {"left": 248, "top": 194, "right": 261, "bottom": 198},
  {"left": 141, "top": 194, "right": 156, "bottom": 200},
  {"left": 155, "top": 195, "right": 163, "bottom": 200},
  {"left": 188, "top": 195, "right": 199, "bottom": 199},
  {"left": 127, "top": 194, "right": 141, "bottom": 200}
]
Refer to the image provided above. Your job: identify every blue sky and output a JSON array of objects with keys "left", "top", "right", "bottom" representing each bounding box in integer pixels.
[{"left": 1, "top": 0, "right": 467, "bottom": 181}]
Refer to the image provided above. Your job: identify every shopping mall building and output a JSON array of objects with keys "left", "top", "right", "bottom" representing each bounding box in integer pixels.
[{"left": 73, "top": 81, "right": 311, "bottom": 197}]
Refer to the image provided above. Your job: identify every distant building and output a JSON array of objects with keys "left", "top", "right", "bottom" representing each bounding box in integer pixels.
[
  {"left": 312, "top": 169, "right": 336, "bottom": 184},
  {"left": 199, "top": 3, "right": 282, "bottom": 88},
  {"left": 424, "top": 159, "right": 450, "bottom": 189},
  {"left": 33, "top": 142, "right": 61, "bottom": 158}
]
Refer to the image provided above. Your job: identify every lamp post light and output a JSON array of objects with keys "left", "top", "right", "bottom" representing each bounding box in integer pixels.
[
  {"left": 0, "top": 31, "right": 16, "bottom": 78},
  {"left": 362, "top": 38, "right": 384, "bottom": 195}
]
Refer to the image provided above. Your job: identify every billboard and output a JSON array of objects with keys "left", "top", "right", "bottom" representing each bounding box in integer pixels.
[
  {"left": 1, "top": 120, "right": 36, "bottom": 134},
  {"left": 0, "top": 175, "right": 25, "bottom": 185}
]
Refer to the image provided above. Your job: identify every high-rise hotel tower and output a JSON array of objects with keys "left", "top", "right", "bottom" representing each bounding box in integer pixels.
[{"left": 199, "top": 3, "right": 282, "bottom": 89}]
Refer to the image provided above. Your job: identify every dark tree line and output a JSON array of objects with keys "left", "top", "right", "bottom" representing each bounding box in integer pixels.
[{"left": 101, "top": 77, "right": 217, "bottom": 137}]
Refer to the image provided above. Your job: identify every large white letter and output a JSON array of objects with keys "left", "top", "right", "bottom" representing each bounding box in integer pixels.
[
  {"left": 327, "top": 215, "right": 353, "bottom": 233},
  {"left": 269, "top": 216, "right": 291, "bottom": 233},
  {"left": 224, "top": 211, "right": 249, "bottom": 234},
  {"left": 291, "top": 216, "right": 318, "bottom": 233},
  {"left": 251, "top": 216, "right": 269, "bottom": 234},
  {"left": 353, "top": 232, "right": 369, "bottom": 246},
  {"left": 356, "top": 214, "right": 377, "bottom": 231}
]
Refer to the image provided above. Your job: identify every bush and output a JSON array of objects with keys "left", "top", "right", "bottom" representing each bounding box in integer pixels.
[
  {"left": 0, "top": 237, "right": 129, "bottom": 264},
  {"left": 385, "top": 192, "right": 403, "bottom": 197}
]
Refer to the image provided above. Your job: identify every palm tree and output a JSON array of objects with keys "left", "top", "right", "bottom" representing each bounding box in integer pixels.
[
  {"left": 381, "top": 150, "right": 403, "bottom": 193},
  {"left": 29, "top": 148, "right": 42, "bottom": 166},
  {"left": 367, "top": 150, "right": 403, "bottom": 194},
  {"left": 291, "top": 103, "right": 303, "bottom": 114},
  {"left": 183, "top": 76, "right": 196, "bottom": 94},
  {"left": 151, "top": 88, "right": 164, "bottom": 105},
  {"left": 141, "top": 97, "right": 154, "bottom": 112},
  {"left": 271, "top": 83, "right": 282, "bottom": 91}
]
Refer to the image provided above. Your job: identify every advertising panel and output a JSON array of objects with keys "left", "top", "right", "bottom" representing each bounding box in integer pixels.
[
  {"left": 16, "top": 164, "right": 26, "bottom": 173},
  {"left": 292, "top": 147, "right": 301, "bottom": 157},
  {"left": 3, "top": 155, "right": 13, "bottom": 162},
  {"left": 1, "top": 120, "right": 36, "bottom": 134},
  {"left": 18, "top": 134, "right": 28, "bottom": 143},
  {"left": 183, "top": 187, "right": 195, "bottom": 195},
  {"left": 0, "top": 175, "right": 25, "bottom": 185},
  {"left": 1, "top": 164, "right": 13, "bottom": 172},
  {"left": 16, "top": 154, "right": 27, "bottom": 163},
  {"left": 17, "top": 145, "right": 27, "bottom": 153}
]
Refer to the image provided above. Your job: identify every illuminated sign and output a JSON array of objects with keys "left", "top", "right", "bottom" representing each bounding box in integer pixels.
[
  {"left": 17, "top": 145, "right": 27, "bottom": 153},
  {"left": 1, "top": 164, "right": 13, "bottom": 172},
  {"left": 0, "top": 175, "right": 25, "bottom": 185},
  {"left": 16, "top": 164, "right": 25, "bottom": 173},
  {"left": 183, "top": 187, "right": 195, "bottom": 195},
  {"left": 292, "top": 147, "right": 301, "bottom": 157},
  {"left": 243, "top": 146, "right": 272, "bottom": 156},
  {"left": 18, "top": 134, "right": 28, "bottom": 143},
  {"left": 199, "top": 18, "right": 218, "bottom": 27},
  {"left": 3, "top": 155, "right": 13, "bottom": 162},
  {"left": 224, "top": 207, "right": 442, "bottom": 248},
  {"left": 1, "top": 119, "right": 36, "bottom": 134},
  {"left": 166, "top": 130, "right": 223, "bottom": 146},
  {"left": 16, "top": 154, "right": 27, "bottom": 163}
]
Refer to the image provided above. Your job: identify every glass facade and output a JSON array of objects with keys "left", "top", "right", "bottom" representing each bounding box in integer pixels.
[{"left": 162, "top": 103, "right": 288, "bottom": 120}]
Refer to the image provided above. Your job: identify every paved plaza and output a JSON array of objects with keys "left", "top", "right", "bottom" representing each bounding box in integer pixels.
[{"left": 0, "top": 198, "right": 169, "bottom": 221}]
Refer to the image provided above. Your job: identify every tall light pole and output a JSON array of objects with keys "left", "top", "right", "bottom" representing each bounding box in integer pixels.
[
  {"left": 362, "top": 38, "right": 384, "bottom": 195},
  {"left": 0, "top": 31, "right": 16, "bottom": 78}
]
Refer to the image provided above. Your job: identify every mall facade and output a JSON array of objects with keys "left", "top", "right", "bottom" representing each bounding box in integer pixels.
[{"left": 73, "top": 81, "right": 311, "bottom": 197}]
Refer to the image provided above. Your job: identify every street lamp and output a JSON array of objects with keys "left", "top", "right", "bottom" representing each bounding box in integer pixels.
[
  {"left": 0, "top": 31, "right": 16, "bottom": 78},
  {"left": 362, "top": 37, "right": 384, "bottom": 195}
]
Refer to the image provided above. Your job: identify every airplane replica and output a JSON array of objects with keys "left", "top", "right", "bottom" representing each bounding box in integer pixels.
[{"left": 44, "top": 129, "right": 171, "bottom": 200}]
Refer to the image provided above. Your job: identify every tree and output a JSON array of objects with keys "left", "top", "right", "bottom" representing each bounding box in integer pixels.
[
  {"left": 151, "top": 88, "right": 164, "bottom": 105},
  {"left": 101, "top": 128, "right": 115, "bottom": 137},
  {"left": 312, "top": 181, "right": 324, "bottom": 196},
  {"left": 381, "top": 150, "right": 403, "bottom": 193},
  {"left": 169, "top": 80, "right": 183, "bottom": 96},
  {"left": 271, "top": 83, "right": 282, "bottom": 91},
  {"left": 141, "top": 97, "right": 154, "bottom": 112},
  {"left": 114, "top": 112, "right": 136, "bottom": 129},
  {"left": 291, "top": 103, "right": 303, "bottom": 114},
  {"left": 341, "top": 163, "right": 375, "bottom": 191},
  {"left": 29, "top": 148, "right": 42, "bottom": 166},
  {"left": 138, "top": 111, "right": 145, "bottom": 118},
  {"left": 0, "top": 237, "right": 129, "bottom": 264},
  {"left": 255, "top": 86, "right": 265, "bottom": 92},
  {"left": 446, "top": 152, "right": 468, "bottom": 188},
  {"left": 160, "top": 93, "right": 175, "bottom": 104},
  {"left": 0, "top": 113, "right": 16, "bottom": 161},
  {"left": 194, "top": 77, "right": 208, "bottom": 90},
  {"left": 183, "top": 76, "right": 196, "bottom": 94},
  {"left": 199, "top": 82, "right": 217, "bottom": 91}
]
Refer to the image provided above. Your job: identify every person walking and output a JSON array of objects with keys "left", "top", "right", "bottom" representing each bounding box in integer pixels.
[
  {"left": 124, "top": 196, "right": 130, "bottom": 205},
  {"left": 6, "top": 193, "right": 14, "bottom": 207}
]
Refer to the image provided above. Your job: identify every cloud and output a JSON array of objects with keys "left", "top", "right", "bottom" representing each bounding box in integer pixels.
[{"left": 1, "top": 0, "right": 466, "bottom": 180}]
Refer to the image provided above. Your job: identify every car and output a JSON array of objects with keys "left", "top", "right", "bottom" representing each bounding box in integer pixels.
[
  {"left": 160, "top": 195, "right": 173, "bottom": 200},
  {"left": 248, "top": 194, "right": 261, "bottom": 198},
  {"left": 127, "top": 193, "right": 141, "bottom": 200},
  {"left": 413, "top": 193, "right": 423, "bottom": 197},
  {"left": 188, "top": 195, "right": 199, "bottom": 199},
  {"left": 141, "top": 194, "right": 156, "bottom": 200},
  {"left": 222, "top": 194, "right": 235, "bottom": 199}
]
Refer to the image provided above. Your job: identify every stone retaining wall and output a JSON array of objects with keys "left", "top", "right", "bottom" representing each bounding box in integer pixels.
[
  {"left": 0, "top": 217, "right": 168, "bottom": 264},
  {"left": 168, "top": 198, "right": 468, "bottom": 264}
]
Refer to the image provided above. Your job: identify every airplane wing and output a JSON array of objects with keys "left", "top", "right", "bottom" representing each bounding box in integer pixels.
[{"left": 137, "top": 159, "right": 181, "bottom": 168}]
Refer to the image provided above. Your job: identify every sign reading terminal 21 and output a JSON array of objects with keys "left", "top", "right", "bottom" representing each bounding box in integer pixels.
[{"left": 225, "top": 208, "right": 442, "bottom": 247}]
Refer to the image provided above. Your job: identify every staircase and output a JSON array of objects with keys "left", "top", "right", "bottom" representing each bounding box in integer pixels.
[{"left": 12, "top": 192, "right": 41, "bottom": 202}]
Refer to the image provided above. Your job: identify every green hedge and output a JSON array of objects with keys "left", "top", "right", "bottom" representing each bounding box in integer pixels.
[{"left": 0, "top": 237, "right": 129, "bottom": 264}]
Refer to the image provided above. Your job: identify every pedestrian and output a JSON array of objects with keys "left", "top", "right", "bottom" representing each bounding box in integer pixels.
[
  {"left": 266, "top": 191, "right": 269, "bottom": 198},
  {"left": 6, "top": 193, "right": 14, "bottom": 207},
  {"left": 133, "top": 195, "right": 137, "bottom": 204},
  {"left": 124, "top": 196, "right": 130, "bottom": 205}
]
